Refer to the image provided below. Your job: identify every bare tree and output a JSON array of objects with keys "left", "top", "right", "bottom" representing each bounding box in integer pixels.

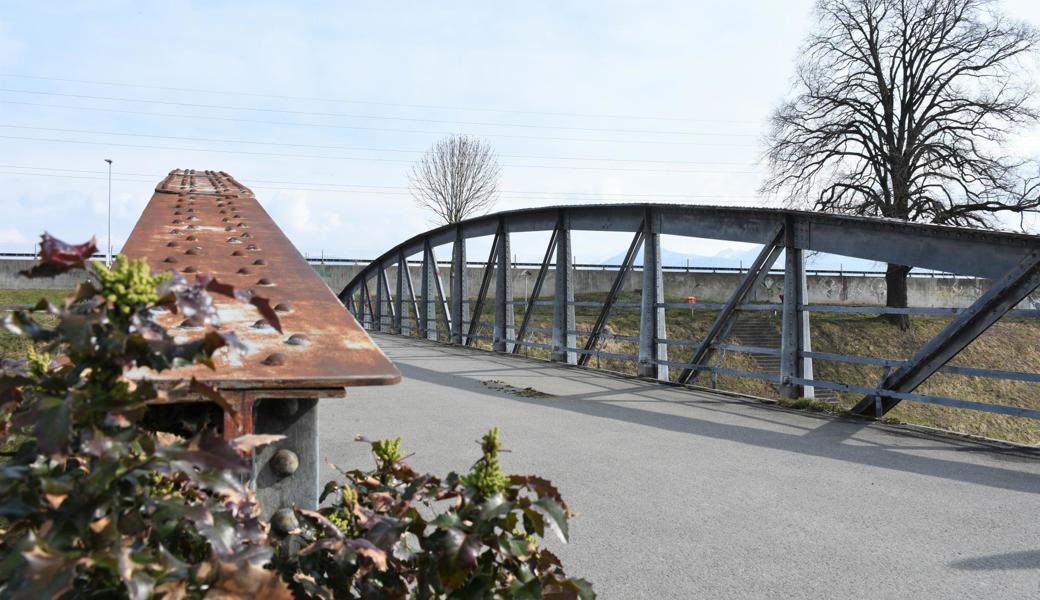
[
  {"left": 764, "top": 0, "right": 1040, "bottom": 328},
  {"left": 410, "top": 134, "right": 501, "bottom": 224}
]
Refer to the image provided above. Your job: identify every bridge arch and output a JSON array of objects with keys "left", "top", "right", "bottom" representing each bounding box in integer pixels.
[{"left": 339, "top": 203, "right": 1040, "bottom": 421}]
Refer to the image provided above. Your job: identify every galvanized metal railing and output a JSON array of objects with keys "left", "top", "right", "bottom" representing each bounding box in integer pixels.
[{"left": 340, "top": 204, "right": 1040, "bottom": 422}]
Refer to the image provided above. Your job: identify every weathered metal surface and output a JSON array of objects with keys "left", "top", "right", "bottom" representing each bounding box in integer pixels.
[{"left": 123, "top": 169, "right": 401, "bottom": 396}]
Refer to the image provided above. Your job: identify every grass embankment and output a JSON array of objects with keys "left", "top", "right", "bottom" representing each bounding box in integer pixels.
[
  {"left": 5, "top": 288, "right": 1039, "bottom": 444},
  {"left": 0, "top": 289, "right": 67, "bottom": 359}
]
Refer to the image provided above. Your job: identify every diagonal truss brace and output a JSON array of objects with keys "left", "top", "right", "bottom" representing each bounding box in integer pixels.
[
  {"left": 512, "top": 218, "right": 561, "bottom": 353},
  {"left": 851, "top": 251, "right": 1040, "bottom": 417},
  {"left": 578, "top": 221, "right": 646, "bottom": 366},
  {"left": 677, "top": 225, "right": 785, "bottom": 384},
  {"left": 466, "top": 222, "right": 505, "bottom": 346}
]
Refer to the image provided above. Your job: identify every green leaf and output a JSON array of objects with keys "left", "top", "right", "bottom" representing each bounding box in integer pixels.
[{"left": 534, "top": 498, "right": 569, "bottom": 543}]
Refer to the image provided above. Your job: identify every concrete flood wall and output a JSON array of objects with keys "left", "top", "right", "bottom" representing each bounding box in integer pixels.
[
  {"left": 3, "top": 259, "right": 1029, "bottom": 310},
  {"left": 317, "top": 262, "right": 1005, "bottom": 309}
]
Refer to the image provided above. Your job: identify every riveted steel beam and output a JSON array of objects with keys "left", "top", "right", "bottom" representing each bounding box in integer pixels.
[
  {"left": 123, "top": 169, "right": 399, "bottom": 516},
  {"left": 494, "top": 218, "right": 514, "bottom": 352},
  {"left": 639, "top": 208, "right": 668, "bottom": 380},
  {"left": 450, "top": 226, "right": 467, "bottom": 345},
  {"left": 551, "top": 212, "right": 576, "bottom": 364}
]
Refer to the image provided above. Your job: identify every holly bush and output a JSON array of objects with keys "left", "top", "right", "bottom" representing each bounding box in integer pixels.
[
  {"left": 0, "top": 234, "right": 291, "bottom": 598},
  {"left": 269, "top": 428, "right": 594, "bottom": 599},
  {"left": 0, "top": 234, "right": 594, "bottom": 599}
]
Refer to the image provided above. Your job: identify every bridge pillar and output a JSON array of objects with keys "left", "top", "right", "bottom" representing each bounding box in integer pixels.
[
  {"left": 551, "top": 213, "right": 576, "bottom": 364},
  {"left": 374, "top": 270, "right": 385, "bottom": 332},
  {"left": 394, "top": 253, "right": 405, "bottom": 335},
  {"left": 421, "top": 240, "right": 438, "bottom": 340},
  {"left": 494, "top": 223, "right": 515, "bottom": 352},
  {"left": 639, "top": 213, "right": 668, "bottom": 380},
  {"left": 451, "top": 226, "right": 467, "bottom": 345},
  {"left": 780, "top": 224, "right": 813, "bottom": 399}
]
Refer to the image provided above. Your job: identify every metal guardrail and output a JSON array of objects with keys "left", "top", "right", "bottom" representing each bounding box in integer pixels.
[
  {"left": 120, "top": 169, "right": 400, "bottom": 518},
  {"left": 339, "top": 204, "right": 1040, "bottom": 422}
]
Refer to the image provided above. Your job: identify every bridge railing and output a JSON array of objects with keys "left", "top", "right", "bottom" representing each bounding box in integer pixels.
[{"left": 340, "top": 204, "right": 1040, "bottom": 425}]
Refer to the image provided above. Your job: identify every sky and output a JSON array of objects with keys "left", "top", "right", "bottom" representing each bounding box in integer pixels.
[{"left": 1, "top": 1, "right": 1039, "bottom": 265}]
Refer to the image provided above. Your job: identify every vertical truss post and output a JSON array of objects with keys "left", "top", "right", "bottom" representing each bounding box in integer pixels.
[
  {"left": 677, "top": 225, "right": 784, "bottom": 384},
  {"left": 780, "top": 222, "right": 808, "bottom": 399},
  {"left": 494, "top": 219, "right": 514, "bottom": 352},
  {"left": 579, "top": 222, "right": 645, "bottom": 366},
  {"left": 851, "top": 250, "right": 1040, "bottom": 417},
  {"left": 551, "top": 211, "right": 576, "bottom": 364},
  {"left": 513, "top": 221, "right": 560, "bottom": 354},
  {"left": 450, "top": 225, "right": 467, "bottom": 345},
  {"left": 420, "top": 239, "right": 437, "bottom": 340},
  {"left": 394, "top": 253, "right": 405, "bottom": 334},
  {"left": 402, "top": 254, "right": 419, "bottom": 338},
  {"left": 379, "top": 266, "right": 395, "bottom": 333},
  {"left": 639, "top": 210, "right": 668, "bottom": 381}
]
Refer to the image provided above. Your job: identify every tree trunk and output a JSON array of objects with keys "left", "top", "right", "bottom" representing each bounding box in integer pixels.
[{"left": 884, "top": 263, "right": 911, "bottom": 330}]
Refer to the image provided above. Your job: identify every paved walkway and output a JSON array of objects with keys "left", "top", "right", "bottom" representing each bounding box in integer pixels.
[{"left": 320, "top": 334, "right": 1040, "bottom": 599}]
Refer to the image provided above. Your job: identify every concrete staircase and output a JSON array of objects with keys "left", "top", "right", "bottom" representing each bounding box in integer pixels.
[{"left": 724, "top": 314, "right": 838, "bottom": 403}]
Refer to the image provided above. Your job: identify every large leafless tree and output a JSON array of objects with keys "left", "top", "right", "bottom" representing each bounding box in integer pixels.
[
  {"left": 764, "top": 0, "right": 1040, "bottom": 328},
  {"left": 409, "top": 134, "right": 501, "bottom": 225}
]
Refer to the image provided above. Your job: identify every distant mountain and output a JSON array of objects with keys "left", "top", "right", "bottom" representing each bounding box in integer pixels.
[{"left": 602, "top": 247, "right": 883, "bottom": 272}]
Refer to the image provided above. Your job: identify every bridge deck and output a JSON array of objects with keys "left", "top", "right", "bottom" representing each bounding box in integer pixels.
[{"left": 322, "top": 334, "right": 1040, "bottom": 598}]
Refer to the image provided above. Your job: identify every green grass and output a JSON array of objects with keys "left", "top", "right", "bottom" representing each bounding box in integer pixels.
[{"left": 0, "top": 289, "right": 71, "bottom": 361}]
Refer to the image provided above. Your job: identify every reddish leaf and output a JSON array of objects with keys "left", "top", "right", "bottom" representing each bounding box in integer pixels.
[{"left": 21, "top": 233, "right": 97, "bottom": 278}]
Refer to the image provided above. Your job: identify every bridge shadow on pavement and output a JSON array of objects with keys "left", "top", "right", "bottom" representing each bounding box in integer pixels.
[{"left": 393, "top": 350, "right": 1040, "bottom": 496}]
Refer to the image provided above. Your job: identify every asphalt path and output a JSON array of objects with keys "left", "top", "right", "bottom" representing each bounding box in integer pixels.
[{"left": 319, "top": 333, "right": 1040, "bottom": 599}]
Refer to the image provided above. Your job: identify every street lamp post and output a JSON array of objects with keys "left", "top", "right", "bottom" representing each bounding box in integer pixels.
[{"left": 105, "top": 159, "right": 113, "bottom": 265}]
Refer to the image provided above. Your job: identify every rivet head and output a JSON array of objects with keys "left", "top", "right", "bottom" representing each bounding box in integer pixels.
[
  {"left": 166, "top": 241, "right": 179, "bottom": 247},
  {"left": 263, "top": 352, "right": 287, "bottom": 366},
  {"left": 274, "top": 303, "right": 292, "bottom": 313},
  {"left": 270, "top": 448, "right": 299, "bottom": 477},
  {"left": 252, "top": 319, "right": 271, "bottom": 329},
  {"left": 286, "top": 333, "right": 309, "bottom": 346},
  {"left": 253, "top": 259, "right": 267, "bottom": 266},
  {"left": 228, "top": 237, "right": 242, "bottom": 244},
  {"left": 246, "top": 244, "right": 259, "bottom": 251},
  {"left": 186, "top": 235, "right": 198, "bottom": 241},
  {"left": 238, "top": 267, "right": 253, "bottom": 274},
  {"left": 183, "top": 266, "right": 198, "bottom": 273},
  {"left": 258, "top": 278, "right": 273, "bottom": 286},
  {"left": 185, "top": 248, "right": 200, "bottom": 255},
  {"left": 231, "top": 250, "right": 245, "bottom": 257},
  {"left": 271, "top": 508, "right": 298, "bottom": 534},
  {"left": 164, "top": 256, "right": 178, "bottom": 263}
]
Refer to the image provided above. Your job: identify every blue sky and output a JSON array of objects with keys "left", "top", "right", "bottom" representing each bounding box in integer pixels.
[{"left": 1, "top": 1, "right": 1038, "bottom": 264}]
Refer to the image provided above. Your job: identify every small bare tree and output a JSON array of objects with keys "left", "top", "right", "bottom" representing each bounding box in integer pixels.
[
  {"left": 410, "top": 135, "right": 501, "bottom": 224},
  {"left": 764, "top": 0, "right": 1040, "bottom": 329}
]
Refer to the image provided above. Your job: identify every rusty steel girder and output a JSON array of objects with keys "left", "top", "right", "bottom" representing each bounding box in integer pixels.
[{"left": 122, "top": 169, "right": 400, "bottom": 516}]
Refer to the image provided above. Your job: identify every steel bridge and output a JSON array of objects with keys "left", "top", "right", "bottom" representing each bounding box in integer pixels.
[{"left": 339, "top": 203, "right": 1040, "bottom": 421}]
